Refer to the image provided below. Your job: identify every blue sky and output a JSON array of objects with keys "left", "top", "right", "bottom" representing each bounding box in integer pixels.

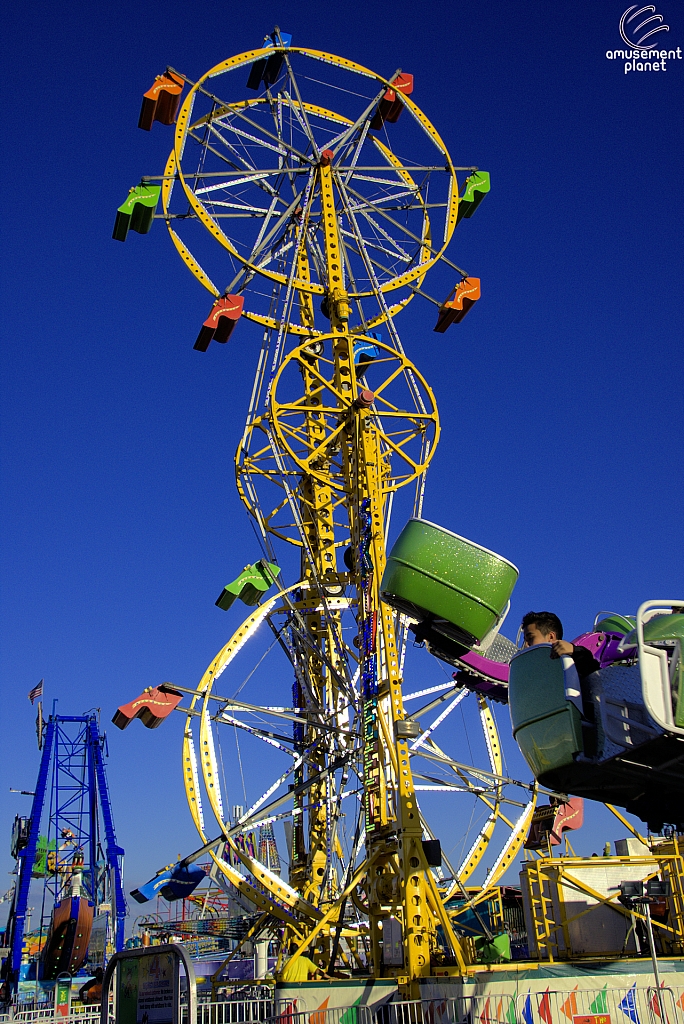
[{"left": 1, "top": 0, "right": 683, "bottom": 925}]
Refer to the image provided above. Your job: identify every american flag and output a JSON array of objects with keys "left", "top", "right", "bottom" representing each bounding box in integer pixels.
[{"left": 28, "top": 679, "right": 43, "bottom": 704}]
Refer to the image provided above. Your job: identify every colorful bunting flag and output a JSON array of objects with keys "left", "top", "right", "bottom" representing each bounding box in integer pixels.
[
  {"left": 426, "top": 1000, "right": 447, "bottom": 1024},
  {"left": 561, "top": 987, "right": 579, "bottom": 1020},
  {"left": 522, "top": 993, "right": 534, "bottom": 1024},
  {"left": 619, "top": 984, "right": 640, "bottom": 1024},
  {"left": 539, "top": 989, "right": 553, "bottom": 1024},
  {"left": 276, "top": 1001, "right": 297, "bottom": 1024},
  {"left": 649, "top": 985, "right": 669, "bottom": 1023},
  {"left": 339, "top": 998, "right": 363, "bottom": 1024},
  {"left": 308, "top": 996, "right": 330, "bottom": 1024},
  {"left": 590, "top": 988, "right": 608, "bottom": 1014}
]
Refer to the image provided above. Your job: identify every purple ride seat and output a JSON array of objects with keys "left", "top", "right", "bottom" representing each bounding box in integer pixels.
[
  {"left": 572, "top": 630, "right": 632, "bottom": 668},
  {"left": 449, "top": 628, "right": 629, "bottom": 706}
]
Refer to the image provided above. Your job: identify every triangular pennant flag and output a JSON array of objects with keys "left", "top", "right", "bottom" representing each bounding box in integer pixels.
[
  {"left": 522, "top": 993, "right": 534, "bottom": 1024},
  {"left": 309, "top": 997, "right": 330, "bottom": 1024},
  {"left": 649, "top": 985, "right": 669, "bottom": 1024},
  {"left": 480, "top": 997, "right": 492, "bottom": 1024},
  {"left": 676, "top": 992, "right": 684, "bottom": 1012},
  {"left": 427, "top": 1001, "right": 448, "bottom": 1024},
  {"left": 496, "top": 1000, "right": 504, "bottom": 1024},
  {"left": 561, "top": 987, "right": 579, "bottom": 1020},
  {"left": 619, "top": 984, "right": 641, "bottom": 1024},
  {"left": 506, "top": 1000, "right": 518, "bottom": 1024},
  {"left": 590, "top": 987, "right": 608, "bottom": 1014},
  {"left": 277, "top": 1003, "right": 297, "bottom": 1024},
  {"left": 339, "top": 999, "right": 363, "bottom": 1024},
  {"left": 539, "top": 989, "right": 553, "bottom": 1024}
]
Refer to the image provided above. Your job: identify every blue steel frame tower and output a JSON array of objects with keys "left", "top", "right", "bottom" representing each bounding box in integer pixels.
[{"left": 3, "top": 713, "right": 126, "bottom": 996}]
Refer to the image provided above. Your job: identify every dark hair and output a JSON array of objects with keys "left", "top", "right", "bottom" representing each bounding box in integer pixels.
[{"left": 521, "top": 611, "right": 563, "bottom": 639}]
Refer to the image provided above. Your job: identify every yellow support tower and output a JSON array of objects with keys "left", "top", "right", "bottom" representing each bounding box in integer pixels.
[{"left": 116, "top": 35, "right": 541, "bottom": 987}]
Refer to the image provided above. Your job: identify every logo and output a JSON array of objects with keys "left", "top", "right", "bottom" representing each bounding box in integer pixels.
[
  {"left": 620, "top": 5, "right": 669, "bottom": 47},
  {"left": 606, "top": 4, "right": 682, "bottom": 71}
]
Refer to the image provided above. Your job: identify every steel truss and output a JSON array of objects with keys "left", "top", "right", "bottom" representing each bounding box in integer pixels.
[
  {"left": 2, "top": 714, "right": 126, "bottom": 995},
  {"left": 119, "top": 36, "right": 535, "bottom": 991}
]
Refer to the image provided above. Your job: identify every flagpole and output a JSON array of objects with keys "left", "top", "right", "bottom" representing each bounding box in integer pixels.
[
  {"left": 619, "top": 878, "right": 669, "bottom": 1022},
  {"left": 644, "top": 901, "right": 666, "bottom": 1022},
  {"left": 36, "top": 701, "right": 43, "bottom": 750}
]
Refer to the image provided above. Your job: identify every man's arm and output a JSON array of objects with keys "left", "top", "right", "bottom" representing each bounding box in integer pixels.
[{"left": 551, "top": 640, "right": 600, "bottom": 678}]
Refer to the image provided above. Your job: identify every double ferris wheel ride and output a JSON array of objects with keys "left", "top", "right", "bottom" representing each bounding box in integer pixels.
[{"left": 113, "top": 31, "right": 537, "bottom": 985}]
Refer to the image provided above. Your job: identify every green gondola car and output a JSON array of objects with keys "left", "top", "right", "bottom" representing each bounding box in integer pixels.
[
  {"left": 509, "top": 645, "right": 584, "bottom": 779},
  {"left": 112, "top": 184, "right": 161, "bottom": 242},
  {"left": 215, "top": 559, "right": 281, "bottom": 610},
  {"left": 456, "top": 170, "right": 491, "bottom": 224},
  {"left": 380, "top": 518, "right": 518, "bottom": 647}
]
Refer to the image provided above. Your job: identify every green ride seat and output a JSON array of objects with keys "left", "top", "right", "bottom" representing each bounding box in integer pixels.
[
  {"left": 215, "top": 559, "right": 281, "bottom": 610},
  {"left": 456, "top": 171, "right": 490, "bottom": 224},
  {"left": 112, "top": 184, "right": 161, "bottom": 242},
  {"left": 509, "top": 644, "right": 584, "bottom": 782},
  {"left": 622, "top": 612, "right": 684, "bottom": 649},
  {"left": 508, "top": 610, "right": 684, "bottom": 827},
  {"left": 380, "top": 518, "right": 518, "bottom": 647},
  {"left": 595, "top": 612, "right": 636, "bottom": 636},
  {"left": 628, "top": 613, "right": 684, "bottom": 730},
  {"left": 474, "top": 931, "right": 511, "bottom": 964}
]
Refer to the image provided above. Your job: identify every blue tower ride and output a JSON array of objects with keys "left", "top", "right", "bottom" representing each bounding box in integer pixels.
[{"left": 2, "top": 712, "right": 126, "bottom": 997}]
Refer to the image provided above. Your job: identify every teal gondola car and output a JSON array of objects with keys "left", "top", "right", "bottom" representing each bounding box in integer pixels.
[{"left": 509, "top": 601, "right": 684, "bottom": 829}]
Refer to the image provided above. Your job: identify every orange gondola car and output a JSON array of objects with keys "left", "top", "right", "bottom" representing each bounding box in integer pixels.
[
  {"left": 42, "top": 894, "right": 94, "bottom": 980},
  {"left": 433, "top": 277, "right": 481, "bottom": 332},
  {"left": 138, "top": 70, "right": 185, "bottom": 131}
]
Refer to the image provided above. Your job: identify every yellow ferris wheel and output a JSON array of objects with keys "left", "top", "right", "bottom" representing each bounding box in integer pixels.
[{"left": 113, "top": 29, "right": 535, "bottom": 990}]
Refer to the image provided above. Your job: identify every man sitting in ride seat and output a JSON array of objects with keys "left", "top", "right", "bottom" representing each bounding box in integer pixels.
[
  {"left": 521, "top": 611, "right": 599, "bottom": 678},
  {"left": 521, "top": 611, "right": 600, "bottom": 754}
]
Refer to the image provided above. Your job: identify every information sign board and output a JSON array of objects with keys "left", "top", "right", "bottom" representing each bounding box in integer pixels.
[
  {"left": 101, "top": 944, "right": 196, "bottom": 1024},
  {"left": 54, "top": 977, "right": 71, "bottom": 1019},
  {"left": 118, "top": 951, "right": 176, "bottom": 1024}
]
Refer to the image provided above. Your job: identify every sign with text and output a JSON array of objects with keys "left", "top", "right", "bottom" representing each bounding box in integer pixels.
[
  {"left": 117, "top": 951, "right": 177, "bottom": 1024},
  {"left": 54, "top": 978, "right": 71, "bottom": 1019},
  {"left": 103, "top": 942, "right": 196, "bottom": 1024}
]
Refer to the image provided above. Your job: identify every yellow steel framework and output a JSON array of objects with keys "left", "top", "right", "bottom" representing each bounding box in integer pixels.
[
  {"left": 522, "top": 851, "right": 684, "bottom": 961},
  {"left": 123, "top": 35, "right": 540, "bottom": 989}
]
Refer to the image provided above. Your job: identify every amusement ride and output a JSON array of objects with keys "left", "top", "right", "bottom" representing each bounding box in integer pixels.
[
  {"left": 3, "top": 27, "right": 684, "bottom": 1009},
  {"left": 108, "top": 29, "right": 684, "bottom": 988},
  {"left": 1, "top": 710, "right": 125, "bottom": 1000},
  {"left": 110, "top": 31, "right": 544, "bottom": 986}
]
